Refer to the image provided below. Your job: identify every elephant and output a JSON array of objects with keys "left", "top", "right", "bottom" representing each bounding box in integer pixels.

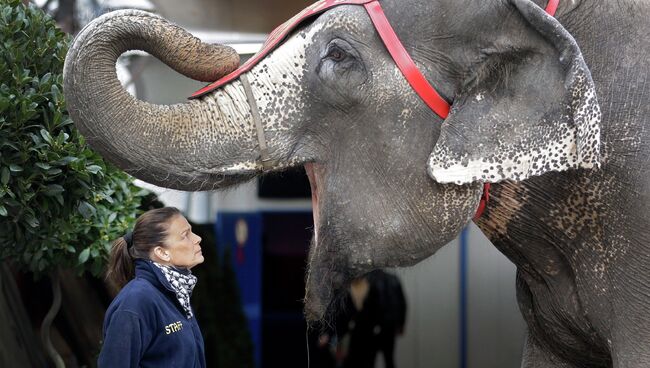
[{"left": 63, "top": 0, "right": 649, "bottom": 366}]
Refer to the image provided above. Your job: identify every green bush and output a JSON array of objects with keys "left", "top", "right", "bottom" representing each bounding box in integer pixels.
[{"left": 0, "top": 0, "right": 148, "bottom": 276}]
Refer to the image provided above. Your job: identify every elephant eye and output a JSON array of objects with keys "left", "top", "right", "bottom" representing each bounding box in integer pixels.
[
  {"left": 326, "top": 46, "right": 347, "bottom": 62},
  {"left": 316, "top": 38, "right": 366, "bottom": 91}
]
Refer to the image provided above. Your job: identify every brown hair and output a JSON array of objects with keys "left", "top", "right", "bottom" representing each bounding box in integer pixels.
[{"left": 106, "top": 207, "right": 181, "bottom": 290}]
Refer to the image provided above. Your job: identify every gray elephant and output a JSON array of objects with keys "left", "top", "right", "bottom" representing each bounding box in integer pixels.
[{"left": 63, "top": 0, "right": 649, "bottom": 366}]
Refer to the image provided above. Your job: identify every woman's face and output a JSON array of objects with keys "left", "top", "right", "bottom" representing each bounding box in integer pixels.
[{"left": 163, "top": 215, "right": 204, "bottom": 269}]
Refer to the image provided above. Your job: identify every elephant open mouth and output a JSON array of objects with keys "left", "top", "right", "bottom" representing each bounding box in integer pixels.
[{"left": 303, "top": 162, "right": 351, "bottom": 322}]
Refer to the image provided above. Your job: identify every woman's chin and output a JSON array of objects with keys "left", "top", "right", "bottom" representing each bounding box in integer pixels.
[{"left": 190, "top": 254, "right": 205, "bottom": 268}]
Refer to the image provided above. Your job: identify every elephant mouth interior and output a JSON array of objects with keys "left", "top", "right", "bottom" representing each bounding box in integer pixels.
[{"left": 304, "top": 163, "right": 323, "bottom": 244}]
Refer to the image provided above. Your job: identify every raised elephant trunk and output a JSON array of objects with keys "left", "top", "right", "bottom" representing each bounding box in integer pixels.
[{"left": 64, "top": 10, "right": 262, "bottom": 190}]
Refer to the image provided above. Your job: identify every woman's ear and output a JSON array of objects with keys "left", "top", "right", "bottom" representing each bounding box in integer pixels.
[
  {"left": 427, "top": 0, "right": 601, "bottom": 185},
  {"left": 153, "top": 246, "right": 171, "bottom": 263}
]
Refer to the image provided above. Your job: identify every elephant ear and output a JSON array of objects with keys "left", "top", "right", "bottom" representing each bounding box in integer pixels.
[{"left": 427, "top": 0, "right": 601, "bottom": 184}]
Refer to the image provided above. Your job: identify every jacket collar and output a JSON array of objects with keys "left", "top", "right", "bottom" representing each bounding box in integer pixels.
[{"left": 135, "top": 259, "right": 176, "bottom": 295}]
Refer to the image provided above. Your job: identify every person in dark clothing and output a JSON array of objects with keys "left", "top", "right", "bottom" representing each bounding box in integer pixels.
[
  {"left": 99, "top": 207, "right": 206, "bottom": 368},
  {"left": 308, "top": 322, "right": 338, "bottom": 368},
  {"left": 335, "top": 270, "right": 406, "bottom": 368}
]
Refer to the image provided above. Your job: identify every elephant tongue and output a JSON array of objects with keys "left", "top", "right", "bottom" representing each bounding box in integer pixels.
[{"left": 304, "top": 163, "right": 320, "bottom": 244}]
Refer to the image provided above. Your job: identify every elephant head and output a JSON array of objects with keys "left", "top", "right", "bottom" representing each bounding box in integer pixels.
[{"left": 63, "top": 0, "right": 600, "bottom": 321}]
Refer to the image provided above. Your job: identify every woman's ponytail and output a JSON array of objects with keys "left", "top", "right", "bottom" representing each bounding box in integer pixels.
[{"left": 106, "top": 236, "right": 134, "bottom": 291}]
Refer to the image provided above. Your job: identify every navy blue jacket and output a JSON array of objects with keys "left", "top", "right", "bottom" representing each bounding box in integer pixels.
[{"left": 98, "top": 260, "right": 205, "bottom": 368}]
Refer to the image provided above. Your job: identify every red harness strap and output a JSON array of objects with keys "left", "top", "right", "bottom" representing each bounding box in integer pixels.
[
  {"left": 362, "top": 1, "right": 557, "bottom": 219},
  {"left": 545, "top": 0, "right": 559, "bottom": 16},
  {"left": 363, "top": 1, "right": 450, "bottom": 118},
  {"left": 191, "top": 0, "right": 560, "bottom": 220},
  {"left": 361, "top": 1, "right": 487, "bottom": 219},
  {"left": 473, "top": 183, "right": 491, "bottom": 220}
]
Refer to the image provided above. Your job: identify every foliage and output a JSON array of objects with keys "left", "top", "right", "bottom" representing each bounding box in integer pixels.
[{"left": 0, "top": 0, "right": 148, "bottom": 276}]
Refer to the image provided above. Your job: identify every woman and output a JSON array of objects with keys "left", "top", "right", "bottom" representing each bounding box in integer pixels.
[{"left": 98, "top": 207, "right": 205, "bottom": 367}]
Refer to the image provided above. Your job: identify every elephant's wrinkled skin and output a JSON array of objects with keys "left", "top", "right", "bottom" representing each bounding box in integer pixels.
[{"left": 63, "top": 0, "right": 649, "bottom": 366}]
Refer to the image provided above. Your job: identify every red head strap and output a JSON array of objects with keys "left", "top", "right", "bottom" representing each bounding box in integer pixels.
[{"left": 545, "top": 0, "right": 559, "bottom": 16}]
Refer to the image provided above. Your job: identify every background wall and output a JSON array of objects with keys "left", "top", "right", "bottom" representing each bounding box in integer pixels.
[
  {"left": 465, "top": 225, "right": 526, "bottom": 368},
  {"left": 392, "top": 241, "right": 460, "bottom": 368},
  {"left": 392, "top": 224, "right": 525, "bottom": 368},
  {"left": 152, "top": 0, "right": 311, "bottom": 32}
]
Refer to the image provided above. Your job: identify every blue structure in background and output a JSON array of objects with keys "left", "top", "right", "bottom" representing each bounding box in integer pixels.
[
  {"left": 215, "top": 212, "right": 263, "bottom": 368},
  {"left": 459, "top": 226, "right": 469, "bottom": 368}
]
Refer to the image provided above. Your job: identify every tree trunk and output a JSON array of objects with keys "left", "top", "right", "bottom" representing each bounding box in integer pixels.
[
  {"left": 0, "top": 262, "right": 47, "bottom": 367},
  {"left": 58, "top": 269, "right": 107, "bottom": 365},
  {"left": 41, "top": 271, "right": 65, "bottom": 368}
]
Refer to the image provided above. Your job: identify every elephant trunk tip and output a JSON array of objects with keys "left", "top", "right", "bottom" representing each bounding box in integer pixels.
[{"left": 191, "top": 43, "right": 240, "bottom": 83}]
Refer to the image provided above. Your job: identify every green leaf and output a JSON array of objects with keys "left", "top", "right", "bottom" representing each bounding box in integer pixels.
[
  {"left": 35, "top": 162, "right": 51, "bottom": 170},
  {"left": 41, "top": 72, "right": 51, "bottom": 85},
  {"left": 1, "top": 167, "right": 9, "bottom": 185},
  {"left": 78, "top": 200, "right": 96, "bottom": 219},
  {"left": 4, "top": 198, "right": 19, "bottom": 207},
  {"left": 23, "top": 191, "right": 35, "bottom": 201},
  {"left": 0, "top": 141, "right": 18, "bottom": 151},
  {"left": 0, "top": 97, "right": 10, "bottom": 113},
  {"left": 40, "top": 128, "right": 52, "bottom": 144},
  {"left": 56, "top": 131, "right": 69, "bottom": 145},
  {"left": 78, "top": 248, "right": 90, "bottom": 264},
  {"left": 44, "top": 184, "right": 64, "bottom": 196},
  {"left": 86, "top": 165, "right": 102, "bottom": 174},
  {"left": 25, "top": 213, "right": 39, "bottom": 227},
  {"left": 0, "top": 205, "right": 7, "bottom": 216},
  {"left": 9, "top": 164, "right": 22, "bottom": 172},
  {"left": 2, "top": 7, "right": 11, "bottom": 23},
  {"left": 51, "top": 84, "right": 60, "bottom": 103},
  {"left": 54, "top": 156, "right": 78, "bottom": 165},
  {"left": 38, "top": 259, "right": 46, "bottom": 272},
  {"left": 54, "top": 193, "right": 64, "bottom": 206}
]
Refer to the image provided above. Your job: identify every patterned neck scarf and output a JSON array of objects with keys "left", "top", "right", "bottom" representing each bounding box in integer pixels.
[{"left": 153, "top": 262, "right": 198, "bottom": 319}]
